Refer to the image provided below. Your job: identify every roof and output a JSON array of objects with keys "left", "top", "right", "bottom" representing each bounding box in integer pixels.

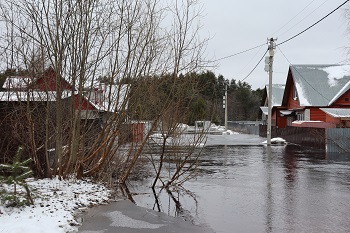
[
  {"left": 261, "top": 84, "right": 285, "bottom": 107},
  {"left": 85, "top": 84, "right": 129, "bottom": 112},
  {"left": 290, "top": 64, "right": 350, "bottom": 106},
  {"left": 260, "top": 106, "right": 268, "bottom": 116},
  {"left": 266, "top": 84, "right": 285, "bottom": 106},
  {"left": 2, "top": 76, "right": 32, "bottom": 89},
  {"left": 320, "top": 108, "right": 350, "bottom": 118},
  {"left": 0, "top": 91, "right": 72, "bottom": 102}
]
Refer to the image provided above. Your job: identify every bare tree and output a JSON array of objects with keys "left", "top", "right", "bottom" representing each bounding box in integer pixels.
[{"left": 0, "top": 0, "right": 209, "bottom": 185}]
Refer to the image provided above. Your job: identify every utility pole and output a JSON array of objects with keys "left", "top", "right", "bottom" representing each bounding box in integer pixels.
[
  {"left": 223, "top": 81, "right": 228, "bottom": 131},
  {"left": 266, "top": 38, "right": 276, "bottom": 145},
  {"left": 225, "top": 82, "right": 228, "bottom": 131}
]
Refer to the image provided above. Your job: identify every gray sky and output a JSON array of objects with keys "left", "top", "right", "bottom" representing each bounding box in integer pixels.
[{"left": 200, "top": 0, "right": 349, "bottom": 89}]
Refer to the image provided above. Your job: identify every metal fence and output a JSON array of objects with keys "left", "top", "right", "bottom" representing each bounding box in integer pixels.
[
  {"left": 228, "top": 121, "right": 260, "bottom": 135},
  {"left": 327, "top": 128, "right": 350, "bottom": 153}
]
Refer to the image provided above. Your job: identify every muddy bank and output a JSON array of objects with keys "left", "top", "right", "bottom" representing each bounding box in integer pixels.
[{"left": 78, "top": 199, "right": 215, "bottom": 233}]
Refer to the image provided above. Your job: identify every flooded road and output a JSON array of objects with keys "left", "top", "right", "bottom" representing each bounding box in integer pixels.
[{"left": 129, "top": 136, "right": 350, "bottom": 233}]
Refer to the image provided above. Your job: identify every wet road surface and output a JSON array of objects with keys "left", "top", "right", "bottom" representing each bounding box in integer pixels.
[
  {"left": 80, "top": 133, "right": 350, "bottom": 232},
  {"left": 78, "top": 199, "right": 214, "bottom": 233},
  {"left": 130, "top": 135, "right": 350, "bottom": 233}
]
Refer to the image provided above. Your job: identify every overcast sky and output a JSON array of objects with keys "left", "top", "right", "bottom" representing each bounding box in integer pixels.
[{"left": 200, "top": 0, "right": 349, "bottom": 90}]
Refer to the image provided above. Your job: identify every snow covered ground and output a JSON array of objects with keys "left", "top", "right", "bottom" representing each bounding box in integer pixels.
[
  {"left": 148, "top": 124, "right": 239, "bottom": 147},
  {"left": 0, "top": 125, "right": 240, "bottom": 233},
  {"left": 0, "top": 177, "right": 111, "bottom": 233}
]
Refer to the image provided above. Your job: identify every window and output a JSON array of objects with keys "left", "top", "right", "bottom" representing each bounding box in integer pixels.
[
  {"left": 293, "top": 85, "right": 298, "bottom": 100},
  {"left": 297, "top": 113, "right": 304, "bottom": 121}
]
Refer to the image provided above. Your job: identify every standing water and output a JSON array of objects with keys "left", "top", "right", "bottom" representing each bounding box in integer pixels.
[{"left": 129, "top": 135, "right": 350, "bottom": 233}]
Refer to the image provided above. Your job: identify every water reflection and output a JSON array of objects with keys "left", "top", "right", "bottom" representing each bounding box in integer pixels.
[{"left": 127, "top": 144, "right": 350, "bottom": 233}]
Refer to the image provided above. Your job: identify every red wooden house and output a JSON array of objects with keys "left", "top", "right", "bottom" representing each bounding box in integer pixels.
[
  {"left": 0, "top": 67, "right": 133, "bottom": 164},
  {"left": 0, "top": 67, "right": 115, "bottom": 117},
  {"left": 275, "top": 64, "right": 350, "bottom": 128}
]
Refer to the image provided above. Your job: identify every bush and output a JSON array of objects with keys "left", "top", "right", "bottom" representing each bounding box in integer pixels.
[{"left": 0, "top": 147, "right": 34, "bottom": 207}]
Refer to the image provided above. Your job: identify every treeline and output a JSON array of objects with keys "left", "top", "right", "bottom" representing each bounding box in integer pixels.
[{"left": 128, "top": 71, "right": 263, "bottom": 125}]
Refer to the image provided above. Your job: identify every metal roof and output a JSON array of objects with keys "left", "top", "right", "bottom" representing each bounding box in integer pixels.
[
  {"left": 260, "top": 106, "right": 268, "bottom": 116},
  {"left": 319, "top": 108, "right": 350, "bottom": 118},
  {"left": 290, "top": 64, "right": 350, "bottom": 106},
  {"left": 265, "top": 84, "right": 285, "bottom": 106}
]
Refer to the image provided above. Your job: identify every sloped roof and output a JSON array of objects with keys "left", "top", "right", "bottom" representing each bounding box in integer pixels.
[
  {"left": 2, "top": 76, "right": 32, "bottom": 89},
  {"left": 260, "top": 106, "right": 268, "bottom": 116},
  {"left": 85, "top": 84, "right": 129, "bottom": 112},
  {"left": 265, "top": 84, "right": 285, "bottom": 106},
  {"left": 320, "top": 108, "right": 350, "bottom": 118},
  {"left": 290, "top": 64, "right": 350, "bottom": 106},
  {"left": 0, "top": 90, "right": 72, "bottom": 102}
]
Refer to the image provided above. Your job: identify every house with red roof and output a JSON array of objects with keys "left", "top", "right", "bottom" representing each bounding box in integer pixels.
[
  {"left": 0, "top": 67, "right": 130, "bottom": 161},
  {"left": 0, "top": 67, "right": 129, "bottom": 118}
]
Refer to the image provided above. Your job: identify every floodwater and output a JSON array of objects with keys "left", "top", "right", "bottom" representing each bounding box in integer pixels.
[{"left": 127, "top": 136, "right": 350, "bottom": 233}]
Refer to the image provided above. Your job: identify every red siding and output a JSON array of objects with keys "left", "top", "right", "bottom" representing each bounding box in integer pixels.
[
  {"left": 325, "top": 113, "right": 341, "bottom": 125},
  {"left": 33, "top": 68, "right": 72, "bottom": 91},
  {"left": 332, "top": 90, "right": 350, "bottom": 106},
  {"left": 310, "top": 108, "right": 342, "bottom": 125},
  {"left": 287, "top": 82, "right": 300, "bottom": 109},
  {"left": 310, "top": 108, "right": 327, "bottom": 122},
  {"left": 132, "top": 123, "right": 145, "bottom": 142},
  {"left": 276, "top": 112, "right": 287, "bottom": 128},
  {"left": 74, "top": 95, "right": 96, "bottom": 110}
]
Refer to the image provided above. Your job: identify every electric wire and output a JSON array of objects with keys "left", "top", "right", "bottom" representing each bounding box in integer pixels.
[
  {"left": 211, "top": 0, "right": 348, "bottom": 91},
  {"left": 240, "top": 49, "right": 268, "bottom": 82},
  {"left": 212, "top": 0, "right": 348, "bottom": 63},
  {"left": 235, "top": 46, "right": 265, "bottom": 77},
  {"left": 277, "top": 0, "right": 350, "bottom": 46},
  {"left": 276, "top": 0, "right": 330, "bottom": 39},
  {"left": 276, "top": 45, "right": 332, "bottom": 102},
  {"left": 212, "top": 43, "right": 266, "bottom": 62},
  {"left": 272, "top": 0, "right": 318, "bottom": 36}
]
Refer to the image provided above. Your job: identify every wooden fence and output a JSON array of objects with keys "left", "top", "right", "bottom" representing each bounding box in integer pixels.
[{"left": 259, "top": 125, "right": 326, "bottom": 150}]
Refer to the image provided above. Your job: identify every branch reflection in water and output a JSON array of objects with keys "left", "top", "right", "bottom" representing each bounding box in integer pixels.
[{"left": 119, "top": 182, "right": 199, "bottom": 224}]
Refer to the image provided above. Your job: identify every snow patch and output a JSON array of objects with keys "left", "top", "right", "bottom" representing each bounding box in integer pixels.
[
  {"left": 294, "top": 80, "right": 311, "bottom": 106},
  {"left": 0, "top": 177, "right": 111, "bottom": 233},
  {"left": 262, "top": 137, "right": 286, "bottom": 144},
  {"left": 321, "top": 66, "right": 349, "bottom": 87}
]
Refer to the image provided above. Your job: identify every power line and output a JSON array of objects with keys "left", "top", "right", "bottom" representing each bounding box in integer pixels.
[
  {"left": 272, "top": 0, "right": 318, "bottom": 36},
  {"left": 240, "top": 49, "right": 268, "bottom": 82},
  {"left": 212, "top": 0, "right": 348, "bottom": 62},
  {"left": 276, "top": 0, "right": 330, "bottom": 39},
  {"left": 277, "top": 0, "right": 350, "bottom": 46},
  {"left": 213, "top": 43, "right": 266, "bottom": 62},
  {"left": 276, "top": 45, "right": 331, "bottom": 102}
]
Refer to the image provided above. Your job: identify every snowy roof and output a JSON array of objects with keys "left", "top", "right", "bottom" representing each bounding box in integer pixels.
[
  {"left": 290, "top": 64, "right": 350, "bottom": 106},
  {"left": 260, "top": 106, "right": 268, "bottom": 115},
  {"left": 85, "top": 84, "right": 129, "bottom": 112},
  {"left": 265, "top": 84, "right": 285, "bottom": 106},
  {"left": 2, "top": 76, "right": 32, "bottom": 89},
  {"left": 320, "top": 108, "right": 350, "bottom": 118},
  {"left": 0, "top": 90, "right": 72, "bottom": 102}
]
